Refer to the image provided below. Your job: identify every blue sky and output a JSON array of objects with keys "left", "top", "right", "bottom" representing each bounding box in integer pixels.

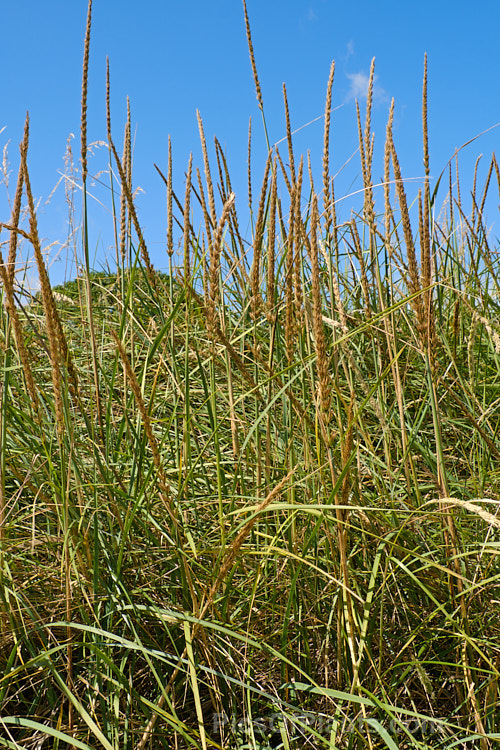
[{"left": 1, "top": 0, "right": 499, "bottom": 287}]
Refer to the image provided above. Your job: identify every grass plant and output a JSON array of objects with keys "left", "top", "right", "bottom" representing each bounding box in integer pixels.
[{"left": 1, "top": 2, "right": 500, "bottom": 748}]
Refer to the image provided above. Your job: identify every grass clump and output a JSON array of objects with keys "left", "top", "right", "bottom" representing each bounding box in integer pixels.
[{"left": 1, "top": 3, "right": 500, "bottom": 749}]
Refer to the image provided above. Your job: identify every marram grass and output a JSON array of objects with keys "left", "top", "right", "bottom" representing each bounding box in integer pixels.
[{"left": 1, "top": 3, "right": 500, "bottom": 749}]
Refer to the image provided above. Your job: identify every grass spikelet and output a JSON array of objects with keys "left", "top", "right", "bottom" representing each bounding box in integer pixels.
[
  {"left": 183, "top": 153, "right": 193, "bottom": 285},
  {"left": 362, "top": 58, "right": 376, "bottom": 229},
  {"left": 80, "top": 0, "right": 92, "bottom": 183},
  {"left": 214, "top": 136, "right": 228, "bottom": 204},
  {"left": 6, "top": 120, "right": 28, "bottom": 285},
  {"left": 478, "top": 153, "right": 495, "bottom": 221},
  {"left": 276, "top": 146, "right": 292, "bottom": 197},
  {"left": 384, "top": 100, "right": 395, "bottom": 246},
  {"left": 492, "top": 151, "right": 500, "bottom": 200},
  {"left": 307, "top": 149, "right": 314, "bottom": 193},
  {"left": 322, "top": 60, "right": 335, "bottom": 239},
  {"left": 247, "top": 116, "right": 253, "bottom": 213},
  {"left": 105, "top": 57, "right": 111, "bottom": 142},
  {"left": 421, "top": 54, "right": 431, "bottom": 295},
  {"left": 119, "top": 95, "right": 132, "bottom": 266},
  {"left": 167, "top": 136, "right": 173, "bottom": 257},
  {"left": 293, "top": 157, "right": 304, "bottom": 326},
  {"left": 196, "top": 166, "right": 214, "bottom": 252},
  {"left": 418, "top": 188, "right": 435, "bottom": 360},
  {"left": 282, "top": 82, "right": 296, "bottom": 185},
  {"left": 471, "top": 154, "right": 481, "bottom": 227},
  {"left": 455, "top": 148, "right": 463, "bottom": 218},
  {"left": 197, "top": 110, "right": 217, "bottom": 228},
  {"left": 285, "top": 177, "right": 296, "bottom": 362},
  {"left": 214, "top": 139, "right": 247, "bottom": 278},
  {"left": 124, "top": 98, "right": 132, "bottom": 192},
  {"left": 106, "top": 69, "right": 157, "bottom": 289},
  {"left": 422, "top": 54, "right": 430, "bottom": 180},
  {"left": 356, "top": 101, "right": 367, "bottom": 197},
  {"left": 214, "top": 138, "right": 234, "bottom": 206},
  {"left": 242, "top": 0, "right": 264, "bottom": 113}
]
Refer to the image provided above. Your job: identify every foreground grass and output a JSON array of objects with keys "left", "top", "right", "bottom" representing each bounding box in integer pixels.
[{"left": 1, "top": 4, "right": 500, "bottom": 749}]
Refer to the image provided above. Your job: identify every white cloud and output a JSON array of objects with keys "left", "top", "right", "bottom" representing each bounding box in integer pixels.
[
  {"left": 346, "top": 40, "right": 355, "bottom": 59},
  {"left": 345, "top": 71, "right": 388, "bottom": 103},
  {"left": 307, "top": 7, "right": 318, "bottom": 21}
]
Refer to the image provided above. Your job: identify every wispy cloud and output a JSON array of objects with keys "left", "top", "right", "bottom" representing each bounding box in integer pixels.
[
  {"left": 346, "top": 40, "right": 354, "bottom": 59},
  {"left": 307, "top": 7, "right": 318, "bottom": 21},
  {"left": 345, "top": 71, "right": 388, "bottom": 103}
]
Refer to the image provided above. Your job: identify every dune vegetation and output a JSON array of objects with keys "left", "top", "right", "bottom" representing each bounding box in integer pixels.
[{"left": 1, "top": 1, "right": 500, "bottom": 748}]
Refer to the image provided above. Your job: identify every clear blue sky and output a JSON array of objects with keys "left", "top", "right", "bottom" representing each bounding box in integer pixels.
[{"left": 1, "top": 0, "right": 499, "bottom": 287}]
